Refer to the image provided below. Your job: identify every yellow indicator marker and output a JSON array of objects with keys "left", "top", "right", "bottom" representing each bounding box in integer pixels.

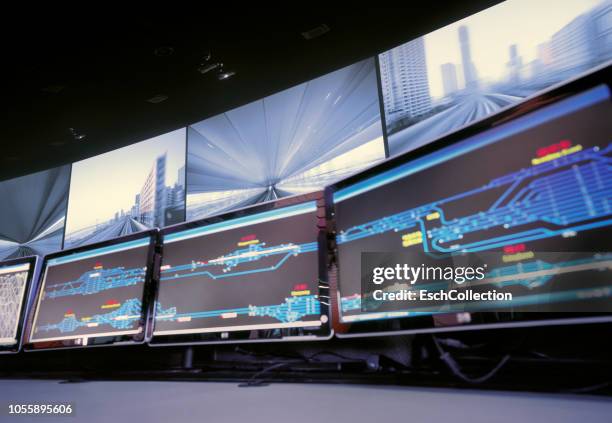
[
  {"left": 531, "top": 145, "right": 582, "bottom": 165},
  {"left": 101, "top": 303, "right": 120, "bottom": 309},
  {"left": 426, "top": 212, "right": 440, "bottom": 221},
  {"left": 402, "top": 231, "right": 423, "bottom": 247},
  {"left": 502, "top": 251, "right": 535, "bottom": 262},
  {"left": 238, "top": 239, "right": 259, "bottom": 247}
]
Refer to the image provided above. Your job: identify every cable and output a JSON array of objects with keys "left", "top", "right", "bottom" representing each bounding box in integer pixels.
[
  {"left": 306, "top": 350, "right": 364, "bottom": 363},
  {"left": 435, "top": 337, "right": 486, "bottom": 350},
  {"left": 565, "top": 381, "right": 611, "bottom": 394},
  {"left": 236, "top": 350, "right": 369, "bottom": 387},
  {"left": 238, "top": 361, "right": 299, "bottom": 387},
  {"left": 432, "top": 335, "right": 511, "bottom": 384}
]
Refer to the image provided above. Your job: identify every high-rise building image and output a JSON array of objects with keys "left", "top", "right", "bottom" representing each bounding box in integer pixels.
[
  {"left": 440, "top": 63, "right": 458, "bottom": 97},
  {"left": 379, "top": 37, "right": 432, "bottom": 125},
  {"left": 550, "top": 14, "right": 598, "bottom": 73},
  {"left": 381, "top": 0, "right": 612, "bottom": 158},
  {"left": 458, "top": 25, "right": 479, "bottom": 90},
  {"left": 64, "top": 129, "right": 186, "bottom": 248},
  {"left": 592, "top": 2, "right": 612, "bottom": 60},
  {"left": 507, "top": 44, "right": 523, "bottom": 85},
  {"left": 138, "top": 158, "right": 158, "bottom": 227}
]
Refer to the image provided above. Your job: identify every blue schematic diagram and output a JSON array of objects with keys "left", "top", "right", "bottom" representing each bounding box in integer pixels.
[
  {"left": 341, "top": 254, "right": 612, "bottom": 314},
  {"left": 338, "top": 143, "right": 612, "bottom": 253},
  {"left": 155, "top": 204, "right": 322, "bottom": 333},
  {"left": 44, "top": 266, "right": 147, "bottom": 299},
  {"left": 337, "top": 139, "right": 612, "bottom": 315},
  {"left": 160, "top": 239, "right": 318, "bottom": 282},
  {"left": 156, "top": 293, "right": 321, "bottom": 324},
  {"left": 35, "top": 298, "right": 142, "bottom": 334}
]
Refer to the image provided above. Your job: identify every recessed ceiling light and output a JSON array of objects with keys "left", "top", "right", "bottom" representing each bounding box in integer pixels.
[
  {"left": 217, "top": 70, "right": 236, "bottom": 81},
  {"left": 301, "top": 24, "right": 330, "bottom": 40},
  {"left": 154, "top": 46, "right": 175, "bottom": 57},
  {"left": 147, "top": 94, "right": 169, "bottom": 104},
  {"left": 198, "top": 62, "right": 221, "bottom": 75},
  {"left": 69, "top": 128, "right": 86, "bottom": 141},
  {"left": 41, "top": 85, "right": 65, "bottom": 94}
]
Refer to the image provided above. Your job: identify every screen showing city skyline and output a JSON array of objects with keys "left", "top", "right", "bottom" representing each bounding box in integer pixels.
[
  {"left": 380, "top": 0, "right": 612, "bottom": 157},
  {"left": 0, "top": 166, "right": 71, "bottom": 260},
  {"left": 186, "top": 57, "right": 386, "bottom": 221},
  {"left": 64, "top": 129, "right": 186, "bottom": 248}
]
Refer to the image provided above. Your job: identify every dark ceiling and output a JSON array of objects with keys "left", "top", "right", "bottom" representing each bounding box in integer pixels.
[{"left": 0, "top": 2, "right": 501, "bottom": 181}]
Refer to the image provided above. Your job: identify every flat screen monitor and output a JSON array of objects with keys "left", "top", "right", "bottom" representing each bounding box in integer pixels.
[
  {"left": 329, "top": 67, "right": 612, "bottom": 337},
  {"left": 0, "top": 165, "right": 70, "bottom": 260},
  {"left": 151, "top": 192, "right": 331, "bottom": 345},
  {"left": 63, "top": 129, "right": 186, "bottom": 249},
  {"left": 24, "top": 231, "right": 159, "bottom": 350},
  {"left": 380, "top": 0, "right": 612, "bottom": 158},
  {"left": 185, "top": 57, "right": 386, "bottom": 222},
  {"left": 0, "top": 256, "right": 37, "bottom": 353}
]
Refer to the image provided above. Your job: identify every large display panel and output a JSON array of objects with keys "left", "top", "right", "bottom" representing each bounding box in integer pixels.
[
  {"left": 0, "top": 165, "right": 70, "bottom": 260},
  {"left": 380, "top": 0, "right": 612, "bottom": 157},
  {"left": 64, "top": 129, "right": 186, "bottom": 249},
  {"left": 152, "top": 192, "right": 331, "bottom": 345},
  {"left": 186, "top": 57, "right": 386, "bottom": 221},
  {"left": 329, "top": 67, "right": 612, "bottom": 337},
  {"left": 25, "top": 231, "right": 158, "bottom": 350},
  {"left": 0, "top": 257, "right": 37, "bottom": 354}
]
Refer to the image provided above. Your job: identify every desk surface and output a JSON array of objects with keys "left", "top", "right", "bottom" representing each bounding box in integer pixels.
[{"left": 1, "top": 379, "right": 611, "bottom": 423}]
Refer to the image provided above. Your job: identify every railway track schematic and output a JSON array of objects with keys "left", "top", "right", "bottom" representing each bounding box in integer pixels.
[
  {"left": 0, "top": 263, "right": 30, "bottom": 346},
  {"left": 30, "top": 239, "right": 151, "bottom": 343},
  {"left": 334, "top": 86, "right": 612, "bottom": 322},
  {"left": 154, "top": 202, "right": 325, "bottom": 336}
]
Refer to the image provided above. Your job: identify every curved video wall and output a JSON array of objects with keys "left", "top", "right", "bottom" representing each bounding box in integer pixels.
[{"left": 0, "top": 0, "right": 610, "bottom": 260}]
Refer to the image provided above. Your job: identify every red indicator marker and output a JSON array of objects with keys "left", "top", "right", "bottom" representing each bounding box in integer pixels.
[
  {"left": 240, "top": 234, "right": 257, "bottom": 242},
  {"left": 503, "top": 243, "right": 526, "bottom": 254},
  {"left": 536, "top": 140, "right": 571, "bottom": 157}
]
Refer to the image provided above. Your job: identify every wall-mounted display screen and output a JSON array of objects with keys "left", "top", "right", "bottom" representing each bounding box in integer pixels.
[
  {"left": 64, "top": 129, "right": 186, "bottom": 249},
  {"left": 380, "top": 0, "right": 612, "bottom": 157},
  {"left": 332, "top": 78, "right": 612, "bottom": 335},
  {"left": 27, "top": 233, "right": 156, "bottom": 349},
  {"left": 186, "top": 57, "right": 386, "bottom": 221},
  {"left": 0, "top": 166, "right": 70, "bottom": 260},
  {"left": 153, "top": 194, "right": 330, "bottom": 344},
  {"left": 0, "top": 258, "right": 35, "bottom": 353}
]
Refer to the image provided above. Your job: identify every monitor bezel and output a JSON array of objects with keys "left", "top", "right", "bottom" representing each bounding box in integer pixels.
[
  {"left": 0, "top": 255, "right": 38, "bottom": 354},
  {"left": 326, "top": 64, "right": 612, "bottom": 338},
  {"left": 150, "top": 190, "right": 333, "bottom": 346},
  {"left": 23, "top": 229, "right": 160, "bottom": 351}
]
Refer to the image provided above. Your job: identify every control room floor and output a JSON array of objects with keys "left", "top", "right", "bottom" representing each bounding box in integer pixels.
[{"left": 2, "top": 379, "right": 612, "bottom": 422}]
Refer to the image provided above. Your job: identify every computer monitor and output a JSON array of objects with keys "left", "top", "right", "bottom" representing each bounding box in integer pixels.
[
  {"left": 185, "top": 57, "right": 386, "bottom": 222},
  {"left": 63, "top": 128, "right": 186, "bottom": 250},
  {"left": 151, "top": 192, "right": 331, "bottom": 345},
  {"left": 0, "top": 256, "right": 37, "bottom": 354},
  {"left": 328, "top": 66, "right": 612, "bottom": 337},
  {"left": 24, "top": 230, "right": 159, "bottom": 350}
]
